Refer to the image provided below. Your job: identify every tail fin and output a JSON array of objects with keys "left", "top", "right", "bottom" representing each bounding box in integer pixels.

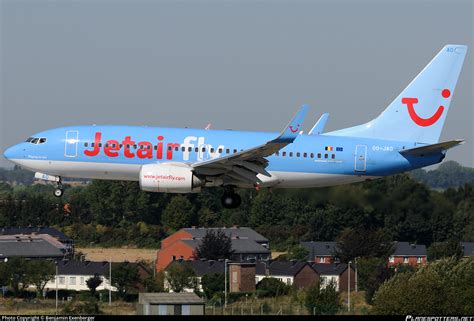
[{"left": 326, "top": 45, "right": 467, "bottom": 143}]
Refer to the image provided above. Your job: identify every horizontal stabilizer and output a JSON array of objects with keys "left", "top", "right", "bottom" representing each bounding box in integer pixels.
[
  {"left": 399, "top": 139, "right": 464, "bottom": 156},
  {"left": 308, "top": 113, "right": 329, "bottom": 135}
]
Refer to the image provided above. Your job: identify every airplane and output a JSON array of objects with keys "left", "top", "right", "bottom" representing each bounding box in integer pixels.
[{"left": 3, "top": 44, "right": 468, "bottom": 209}]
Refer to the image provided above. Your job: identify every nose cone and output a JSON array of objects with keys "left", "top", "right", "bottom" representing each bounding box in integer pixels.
[{"left": 3, "top": 145, "right": 18, "bottom": 160}]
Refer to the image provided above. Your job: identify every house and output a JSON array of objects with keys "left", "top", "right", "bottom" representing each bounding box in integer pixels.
[
  {"left": 44, "top": 260, "right": 115, "bottom": 292},
  {"left": 0, "top": 226, "right": 74, "bottom": 256},
  {"left": 461, "top": 242, "right": 474, "bottom": 258},
  {"left": 388, "top": 242, "right": 427, "bottom": 266},
  {"left": 165, "top": 259, "right": 224, "bottom": 293},
  {"left": 301, "top": 241, "right": 339, "bottom": 264},
  {"left": 0, "top": 234, "right": 68, "bottom": 260},
  {"left": 229, "top": 262, "right": 256, "bottom": 292},
  {"left": 311, "top": 263, "right": 355, "bottom": 292},
  {"left": 156, "top": 227, "right": 270, "bottom": 272},
  {"left": 255, "top": 260, "right": 318, "bottom": 289},
  {"left": 137, "top": 292, "right": 205, "bottom": 315}
]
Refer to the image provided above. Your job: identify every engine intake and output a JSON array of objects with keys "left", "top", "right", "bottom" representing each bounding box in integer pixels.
[{"left": 139, "top": 163, "right": 203, "bottom": 193}]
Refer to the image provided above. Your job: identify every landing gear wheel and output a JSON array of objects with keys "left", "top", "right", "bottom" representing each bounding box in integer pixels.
[
  {"left": 53, "top": 178, "right": 64, "bottom": 198},
  {"left": 221, "top": 192, "right": 241, "bottom": 209},
  {"left": 54, "top": 188, "right": 64, "bottom": 198}
]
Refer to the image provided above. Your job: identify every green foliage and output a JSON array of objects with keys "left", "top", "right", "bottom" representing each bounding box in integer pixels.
[
  {"left": 335, "top": 227, "right": 394, "bottom": 263},
  {"left": 427, "top": 240, "right": 464, "bottom": 261},
  {"left": 86, "top": 273, "right": 103, "bottom": 297},
  {"left": 27, "top": 260, "right": 55, "bottom": 297},
  {"left": 161, "top": 195, "right": 195, "bottom": 230},
  {"left": 275, "top": 245, "right": 309, "bottom": 261},
  {"left": 410, "top": 161, "right": 474, "bottom": 189},
  {"left": 62, "top": 296, "right": 101, "bottom": 315},
  {"left": 372, "top": 257, "right": 474, "bottom": 315},
  {"left": 142, "top": 275, "right": 164, "bottom": 292},
  {"left": 0, "top": 257, "right": 31, "bottom": 296},
  {"left": 356, "top": 257, "right": 392, "bottom": 304},
  {"left": 194, "top": 229, "right": 234, "bottom": 260},
  {"left": 304, "top": 280, "right": 340, "bottom": 315},
  {"left": 111, "top": 263, "right": 140, "bottom": 299},
  {"left": 256, "top": 278, "right": 290, "bottom": 297},
  {"left": 164, "top": 261, "right": 197, "bottom": 293},
  {"left": 201, "top": 273, "right": 225, "bottom": 300}
]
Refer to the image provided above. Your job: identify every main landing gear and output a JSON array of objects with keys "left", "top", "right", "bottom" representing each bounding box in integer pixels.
[
  {"left": 53, "top": 178, "right": 64, "bottom": 198},
  {"left": 221, "top": 187, "right": 241, "bottom": 209}
]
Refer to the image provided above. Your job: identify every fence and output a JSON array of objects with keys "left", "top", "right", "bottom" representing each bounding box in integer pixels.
[{"left": 205, "top": 303, "right": 311, "bottom": 315}]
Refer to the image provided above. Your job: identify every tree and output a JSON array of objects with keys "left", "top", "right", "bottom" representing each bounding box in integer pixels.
[
  {"left": 256, "top": 278, "right": 290, "bottom": 297},
  {"left": 304, "top": 280, "right": 340, "bottom": 315},
  {"left": 164, "top": 261, "right": 197, "bottom": 293},
  {"left": 142, "top": 275, "right": 164, "bottom": 292},
  {"left": 86, "top": 273, "right": 103, "bottom": 297},
  {"left": 335, "top": 227, "right": 394, "bottom": 263},
  {"left": 161, "top": 195, "right": 195, "bottom": 230},
  {"left": 427, "top": 240, "right": 463, "bottom": 261},
  {"left": 28, "top": 260, "right": 55, "bottom": 298},
  {"left": 201, "top": 273, "right": 225, "bottom": 299},
  {"left": 356, "top": 257, "right": 393, "bottom": 304},
  {"left": 1, "top": 257, "right": 31, "bottom": 297},
  {"left": 372, "top": 257, "right": 474, "bottom": 315},
  {"left": 112, "top": 263, "right": 140, "bottom": 299},
  {"left": 194, "top": 229, "right": 234, "bottom": 260}
]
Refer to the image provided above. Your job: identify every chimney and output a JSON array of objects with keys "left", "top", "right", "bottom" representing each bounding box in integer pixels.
[{"left": 411, "top": 243, "right": 416, "bottom": 249}]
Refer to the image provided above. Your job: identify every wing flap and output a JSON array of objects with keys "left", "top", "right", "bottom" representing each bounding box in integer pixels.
[{"left": 399, "top": 139, "right": 464, "bottom": 156}]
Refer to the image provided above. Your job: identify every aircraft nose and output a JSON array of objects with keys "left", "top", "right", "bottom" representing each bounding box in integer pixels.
[{"left": 3, "top": 145, "right": 18, "bottom": 160}]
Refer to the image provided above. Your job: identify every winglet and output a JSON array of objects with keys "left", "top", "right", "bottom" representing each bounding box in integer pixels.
[
  {"left": 308, "top": 113, "right": 329, "bottom": 135},
  {"left": 275, "top": 104, "right": 310, "bottom": 143}
]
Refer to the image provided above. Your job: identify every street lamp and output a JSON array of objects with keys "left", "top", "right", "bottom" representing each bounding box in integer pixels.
[
  {"left": 348, "top": 260, "right": 351, "bottom": 313},
  {"left": 55, "top": 261, "right": 59, "bottom": 315},
  {"left": 109, "top": 258, "right": 112, "bottom": 306},
  {"left": 224, "top": 259, "right": 229, "bottom": 308}
]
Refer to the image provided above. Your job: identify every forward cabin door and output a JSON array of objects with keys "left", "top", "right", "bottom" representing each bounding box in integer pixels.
[
  {"left": 64, "top": 130, "right": 79, "bottom": 157},
  {"left": 354, "top": 145, "right": 367, "bottom": 173}
]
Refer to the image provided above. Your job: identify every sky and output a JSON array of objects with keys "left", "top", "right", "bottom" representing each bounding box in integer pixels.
[{"left": 0, "top": 0, "right": 473, "bottom": 168}]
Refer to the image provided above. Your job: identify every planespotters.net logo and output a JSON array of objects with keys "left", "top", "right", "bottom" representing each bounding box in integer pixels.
[{"left": 406, "top": 316, "right": 474, "bottom": 321}]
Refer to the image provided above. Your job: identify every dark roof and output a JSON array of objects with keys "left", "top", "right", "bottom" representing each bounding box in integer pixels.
[
  {"left": 301, "top": 241, "right": 338, "bottom": 257},
  {"left": 255, "top": 261, "right": 310, "bottom": 277},
  {"left": 311, "top": 263, "right": 349, "bottom": 275},
  {"left": 0, "top": 235, "right": 66, "bottom": 259},
  {"left": 182, "top": 238, "right": 270, "bottom": 254},
  {"left": 57, "top": 260, "right": 109, "bottom": 275},
  {"left": 139, "top": 292, "right": 204, "bottom": 305},
  {"left": 170, "top": 260, "right": 225, "bottom": 277},
  {"left": 0, "top": 227, "right": 72, "bottom": 242},
  {"left": 182, "top": 227, "right": 268, "bottom": 243},
  {"left": 393, "top": 242, "right": 427, "bottom": 256},
  {"left": 461, "top": 242, "right": 474, "bottom": 257}
]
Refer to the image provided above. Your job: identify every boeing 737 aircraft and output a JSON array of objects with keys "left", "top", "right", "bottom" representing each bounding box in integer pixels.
[{"left": 3, "top": 45, "right": 468, "bottom": 208}]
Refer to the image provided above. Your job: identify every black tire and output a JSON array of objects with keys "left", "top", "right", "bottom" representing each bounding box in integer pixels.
[{"left": 54, "top": 188, "right": 63, "bottom": 198}]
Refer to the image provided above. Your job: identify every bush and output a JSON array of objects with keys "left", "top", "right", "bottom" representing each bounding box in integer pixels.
[
  {"left": 62, "top": 297, "right": 101, "bottom": 315},
  {"left": 304, "top": 280, "right": 340, "bottom": 315},
  {"left": 256, "top": 278, "right": 290, "bottom": 297}
]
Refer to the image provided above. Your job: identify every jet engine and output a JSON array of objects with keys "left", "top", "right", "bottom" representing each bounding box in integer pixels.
[{"left": 139, "top": 163, "right": 203, "bottom": 193}]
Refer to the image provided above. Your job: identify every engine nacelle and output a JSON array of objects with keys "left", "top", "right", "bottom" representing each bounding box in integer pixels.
[{"left": 139, "top": 163, "right": 203, "bottom": 193}]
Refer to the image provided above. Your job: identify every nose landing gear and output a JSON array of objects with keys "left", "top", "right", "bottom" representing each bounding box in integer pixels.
[{"left": 53, "top": 179, "right": 64, "bottom": 198}]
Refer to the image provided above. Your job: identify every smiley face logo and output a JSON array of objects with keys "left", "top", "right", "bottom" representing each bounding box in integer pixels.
[
  {"left": 289, "top": 124, "right": 300, "bottom": 133},
  {"left": 402, "top": 89, "right": 450, "bottom": 127}
]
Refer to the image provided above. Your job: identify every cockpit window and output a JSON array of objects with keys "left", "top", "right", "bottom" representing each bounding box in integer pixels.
[{"left": 26, "top": 137, "right": 47, "bottom": 144}]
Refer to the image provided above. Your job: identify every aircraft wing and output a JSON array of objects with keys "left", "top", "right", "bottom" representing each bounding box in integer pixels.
[
  {"left": 399, "top": 139, "right": 464, "bottom": 156},
  {"left": 192, "top": 104, "right": 310, "bottom": 184}
]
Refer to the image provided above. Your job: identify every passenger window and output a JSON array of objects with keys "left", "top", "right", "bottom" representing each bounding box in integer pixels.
[
  {"left": 296, "top": 152, "right": 300, "bottom": 157},
  {"left": 26, "top": 137, "right": 34, "bottom": 143},
  {"left": 202, "top": 147, "right": 206, "bottom": 152},
  {"left": 105, "top": 143, "right": 109, "bottom": 148},
  {"left": 181, "top": 147, "right": 185, "bottom": 152},
  {"left": 226, "top": 148, "right": 230, "bottom": 154},
  {"left": 317, "top": 153, "right": 321, "bottom": 158},
  {"left": 84, "top": 142, "right": 88, "bottom": 147},
  {"left": 147, "top": 145, "right": 151, "bottom": 150},
  {"left": 210, "top": 148, "right": 215, "bottom": 153},
  {"left": 324, "top": 154, "right": 328, "bottom": 159},
  {"left": 167, "top": 146, "right": 172, "bottom": 151},
  {"left": 174, "top": 146, "right": 179, "bottom": 151},
  {"left": 233, "top": 149, "right": 237, "bottom": 153},
  {"left": 276, "top": 151, "right": 279, "bottom": 156},
  {"left": 332, "top": 154, "right": 335, "bottom": 159},
  {"left": 119, "top": 144, "right": 123, "bottom": 148},
  {"left": 195, "top": 147, "right": 199, "bottom": 152},
  {"left": 282, "top": 152, "right": 286, "bottom": 157},
  {"left": 303, "top": 152, "right": 307, "bottom": 158},
  {"left": 39, "top": 138, "right": 47, "bottom": 144},
  {"left": 310, "top": 153, "right": 314, "bottom": 158},
  {"left": 289, "top": 152, "right": 293, "bottom": 157},
  {"left": 91, "top": 143, "right": 95, "bottom": 147},
  {"left": 98, "top": 143, "right": 102, "bottom": 147},
  {"left": 218, "top": 148, "right": 223, "bottom": 153},
  {"left": 188, "top": 147, "right": 192, "bottom": 152},
  {"left": 154, "top": 145, "right": 157, "bottom": 150},
  {"left": 31, "top": 138, "right": 39, "bottom": 144},
  {"left": 133, "top": 145, "right": 137, "bottom": 149}
]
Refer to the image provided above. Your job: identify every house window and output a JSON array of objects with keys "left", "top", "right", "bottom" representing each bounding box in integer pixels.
[
  {"left": 232, "top": 272, "right": 238, "bottom": 283},
  {"left": 417, "top": 257, "right": 423, "bottom": 264},
  {"left": 59, "top": 277, "right": 65, "bottom": 285},
  {"left": 70, "top": 277, "right": 76, "bottom": 285},
  {"left": 80, "top": 277, "right": 85, "bottom": 285},
  {"left": 389, "top": 256, "right": 395, "bottom": 263},
  {"left": 319, "top": 256, "right": 325, "bottom": 263},
  {"left": 286, "top": 278, "right": 291, "bottom": 285},
  {"left": 403, "top": 257, "right": 409, "bottom": 264},
  {"left": 172, "top": 255, "right": 176, "bottom": 261}
]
